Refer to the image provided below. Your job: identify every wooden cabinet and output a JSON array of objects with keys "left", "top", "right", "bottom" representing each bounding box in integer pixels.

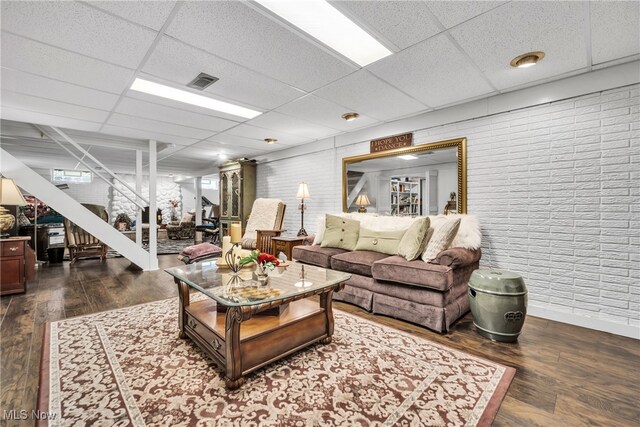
[
  {"left": 1, "top": 237, "right": 33, "bottom": 296},
  {"left": 219, "top": 160, "right": 256, "bottom": 239}
]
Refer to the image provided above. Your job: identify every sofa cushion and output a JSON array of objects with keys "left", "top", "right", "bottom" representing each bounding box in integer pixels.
[
  {"left": 321, "top": 214, "right": 360, "bottom": 250},
  {"left": 397, "top": 217, "right": 430, "bottom": 260},
  {"left": 331, "top": 250, "right": 390, "bottom": 277},
  {"left": 292, "top": 245, "right": 348, "bottom": 268},
  {"left": 422, "top": 217, "right": 461, "bottom": 262},
  {"left": 355, "top": 227, "right": 406, "bottom": 255},
  {"left": 372, "top": 255, "right": 455, "bottom": 291}
]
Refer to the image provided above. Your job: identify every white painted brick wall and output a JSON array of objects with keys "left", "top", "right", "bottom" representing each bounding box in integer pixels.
[{"left": 257, "top": 84, "right": 639, "bottom": 332}]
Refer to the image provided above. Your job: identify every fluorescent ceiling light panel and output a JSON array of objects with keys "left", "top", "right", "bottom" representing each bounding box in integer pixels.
[
  {"left": 398, "top": 155, "right": 418, "bottom": 160},
  {"left": 130, "top": 78, "right": 261, "bottom": 119},
  {"left": 255, "top": 0, "right": 392, "bottom": 66}
]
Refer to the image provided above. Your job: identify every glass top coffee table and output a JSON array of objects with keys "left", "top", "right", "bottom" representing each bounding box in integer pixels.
[{"left": 165, "top": 261, "right": 350, "bottom": 389}]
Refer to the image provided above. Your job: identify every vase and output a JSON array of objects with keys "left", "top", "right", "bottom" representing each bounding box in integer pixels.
[{"left": 253, "top": 265, "right": 269, "bottom": 286}]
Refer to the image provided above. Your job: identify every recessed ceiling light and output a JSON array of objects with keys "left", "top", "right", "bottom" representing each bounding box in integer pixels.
[
  {"left": 398, "top": 155, "right": 418, "bottom": 160},
  {"left": 510, "top": 51, "right": 545, "bottom": 68},
  {"left": 341, "top": 112, "right": 360, "bottom": 121},
  {"left": 254, "top": 0, "right": 392, "bottom": 66},
  {"left": 218, "top": 153, "right": 228, "bottom": 160},
  {"left": 130, "top": 78, "right": 261, "bottom": 119},
  {"left": 264, "top": 138, "right": 277, "bottom": 144}
]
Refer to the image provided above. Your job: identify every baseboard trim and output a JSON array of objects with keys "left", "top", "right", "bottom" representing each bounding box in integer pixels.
[{"left": 527, "top": 304, "right": 639, "bottom": 339}]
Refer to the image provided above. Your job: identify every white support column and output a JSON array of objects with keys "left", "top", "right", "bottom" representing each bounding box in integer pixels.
[
  {"left": 135, "top": 150, "right": 143, "bottom": 246},
  {"left": 148, "top": 140, "right": 158, "bottom": 270},
  {"left": 195, "top": 176, "right": 202, "bottom": 243}
]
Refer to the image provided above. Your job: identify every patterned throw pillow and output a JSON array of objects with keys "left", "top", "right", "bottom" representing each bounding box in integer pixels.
[
  {"left": 397, "top": 217, "right": 430, "bottom": 260},
  {"left": 321, "top": 214, "right": 360, "bottom": 251},
  {"left": 421, "top": 217, "right": 461, "bottom": 262},
  {"left": 355, "top": 227, "right": 407, "bottom": 255}
]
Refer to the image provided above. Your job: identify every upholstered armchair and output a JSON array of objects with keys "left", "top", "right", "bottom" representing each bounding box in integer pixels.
[
  {"left": 63, "top": 204, "right": 109, "bottom": 265},
  {"left": 241, "top": 198, "right": 286, "bottom": 255},
  {"left": 167, "top": 211, "right": 196, "bottom": 240}
]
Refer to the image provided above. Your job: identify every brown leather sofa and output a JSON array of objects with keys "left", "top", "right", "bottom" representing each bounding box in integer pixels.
[{"left": 293, "top": 244, "right": 481, "bottom": 333}]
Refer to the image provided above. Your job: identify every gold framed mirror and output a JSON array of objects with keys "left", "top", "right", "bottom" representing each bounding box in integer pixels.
[{"left": 342, "top": 137, "right": 467, "bottom": 215}]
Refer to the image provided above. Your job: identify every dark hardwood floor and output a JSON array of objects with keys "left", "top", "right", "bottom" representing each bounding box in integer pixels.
[{"left": 1, "top": 255, "right": 639, "bottom": 426}]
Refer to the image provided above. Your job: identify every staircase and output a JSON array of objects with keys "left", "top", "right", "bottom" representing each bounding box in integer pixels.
[
  {"left": 1, "top": 149, "right": 157, "bottom": 270},
  {"left": 346, "top": 171, "right": 366, "bottom": 209}
]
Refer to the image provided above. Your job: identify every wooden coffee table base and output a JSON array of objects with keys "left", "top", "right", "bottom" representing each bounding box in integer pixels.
[{"left": 175, "top": 279, "right": 344, "bottom": 389}]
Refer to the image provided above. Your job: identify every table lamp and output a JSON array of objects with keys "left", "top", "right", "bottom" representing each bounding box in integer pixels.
[
  {"left": 355, "top": 194, "right": 370, "bottom": 213},
  {"left": 0, "top": 177, "right": 27, "bottom": 237},
  {"left": 296, "top": 182, "right": 310, "bottom": 236}
]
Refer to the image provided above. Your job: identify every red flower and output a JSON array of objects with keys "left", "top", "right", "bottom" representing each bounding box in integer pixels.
[{"left": 258, "top": 253, "right": 278, "bottom": 265}]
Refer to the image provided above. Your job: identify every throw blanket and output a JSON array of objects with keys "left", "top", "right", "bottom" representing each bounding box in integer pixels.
[
  {"left": 180, "top": 242, "right": 222, "bottom": 258},
  {"left": 243, "top": 198, "right": 284, "bottom": 239}
]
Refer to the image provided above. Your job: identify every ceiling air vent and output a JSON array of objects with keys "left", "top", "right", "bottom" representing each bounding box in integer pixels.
[{"left": 187, "top": 72, "right": 219, "bottom": 90}]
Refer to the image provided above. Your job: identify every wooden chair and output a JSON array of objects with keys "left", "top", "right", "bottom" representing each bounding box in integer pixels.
[
  {"left": 241, "top": 199, "right": 286, "bottom": 256},
  {"left": 63, "top": 204, "right": 109, "bottom": 265}
]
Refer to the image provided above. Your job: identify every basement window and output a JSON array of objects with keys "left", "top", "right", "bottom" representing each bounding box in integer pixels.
[{"left": 51, "top": 169, "right": 93, "bottom": 184}]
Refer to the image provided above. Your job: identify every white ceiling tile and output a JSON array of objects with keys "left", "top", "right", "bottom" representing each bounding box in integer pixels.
[
  {"left": 205, "top": 133, "right": 286, "bottom": 151},
  {"left": 100, "top": 124, "right": 199, "bottom": 146},
  {"left": 449, "top": 1, "right": 588, "bottom": 91},
  {"left": 107, "top": 113, "right": 215, "bottom": 140},
  {"left": 0, "top": 1, "right": 157, "bottom": 68},
  {"left": 331, "top": 1, "right": 440, "bottom": 50},
  {"left": 275, "top": 95, "right": 380, "bottom": 131},
  {"left": 428, "top": 1, "right": 508, "bottom": 29},
  {"left": 368, "top": 34, "right": 494, "bottom": 108},
  {"left": 314, "top": 70, "right": 429, "bottom": 121},
  {"left": 165, "top": 1, "right": 356, "bottom": 92},
  {"left": 1, "top": 33, "right": 134, "bottom": 94},
  {"left": 1, "top": 68, "right": 120, "bottom": 111},
  {"left": 87, "top": 1, "right": 177, "bottom": 31},
  {"left": 1, "top": 91, "right": 109, "bottom": 123},
  {"left": 116, "top": 97, "right": 238, "bottom": 133},
  {"left": 247, "top": 111, "right": 342, "bottom": 140},
  {"left": 224, "top": 124, "right": 312, "bottom": 146},
  {"left": 591, "top": 2, "right": 640, "bottom": 65},
  {"left": 142, "top": 36, "right": 305, "bottom": 110},
  {"left": 0, "top": 107, "right": 102, "bottom": 132}
]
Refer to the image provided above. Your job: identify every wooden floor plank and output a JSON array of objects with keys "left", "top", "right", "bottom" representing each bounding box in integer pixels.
[{"left": 1, "top": 254, "right": 639, "bottom": 426}]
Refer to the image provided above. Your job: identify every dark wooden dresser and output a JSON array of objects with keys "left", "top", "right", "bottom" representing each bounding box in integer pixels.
[{"left": 1, "top": 237, "right": 34, "bottom": 296}]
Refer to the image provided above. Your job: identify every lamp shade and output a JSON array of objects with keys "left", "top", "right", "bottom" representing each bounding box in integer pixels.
[
  {"left": 0, "top": 178, "right": 27, "bottom": 205},
  {"left": 355, "top": 194, "right": 370, "bottom": 206},
  {"left": 296, "top": 183, "right": 310, "bottom": 200}
]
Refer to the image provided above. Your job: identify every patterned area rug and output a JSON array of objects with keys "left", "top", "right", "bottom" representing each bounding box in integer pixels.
[
  {"left": 107, "top": 239, "right": 197, "bottom": 257},
  {"left": 38, "top": 298, "right": 514, "bottom": 426}
]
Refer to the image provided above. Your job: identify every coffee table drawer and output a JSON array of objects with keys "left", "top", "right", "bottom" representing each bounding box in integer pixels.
[{"left": 185, "top": 311, "right": 226, "bottom": 360}]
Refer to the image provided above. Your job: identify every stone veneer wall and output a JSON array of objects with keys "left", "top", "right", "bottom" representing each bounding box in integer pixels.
[
  {"left": 109, "top": 175, "right": 182, "bottom": 225},
  {"left": 256, "top": 84, "right": 639, "bottom": 337}
]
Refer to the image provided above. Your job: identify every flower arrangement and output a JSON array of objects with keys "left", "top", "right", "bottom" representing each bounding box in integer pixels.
[
  {"left": 239, "top": 250, "right": 280, "bottom": 274},
  {"left": 169, "top": 199, "right": 179, "bottom": 208}
]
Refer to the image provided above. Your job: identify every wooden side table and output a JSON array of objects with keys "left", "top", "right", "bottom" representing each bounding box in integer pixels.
[{"left": 271, "top": 236, "right": 307, "bottom": 260}]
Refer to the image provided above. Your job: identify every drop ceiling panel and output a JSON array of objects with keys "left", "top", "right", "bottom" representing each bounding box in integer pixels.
[
  {"left": 0, "top": 2, "right": 157, "bottom": 68},
  {"left": 314, "top": 70, "right": 429, "bottom": 121},
  {"left": 1, "top": 33, "right": 134, "bottom": 94},
  {"left": 0, "top": 108, "right": 101, "bottom": 132},
  {"left": 590, "top": 2, "right": 640, "bottom": 65},
  {"left": 107, "top": 113, "right": 215, "bottom": 141},
  {"left": 205, "top": 133, "right": 284, "bottom": 151},
  {"left": 223, "top": 124, "right": 311, "bottom": 146},
  {"left": 275, "top": 95, "right": 380, "bottom": 131},
  {"left": 115, "top": 97, "right": 238, "bottom": 133},
  {"left": 247, "top": 111, "right": 342, "bottom": 140},
  {"left": 165, "top": 1, "right": 357, "bottom": 92},
  {"left": 88, "top": 1, "right": 177, "bottom": 31},
  {"left": 100, "top": 124, "right": 200, "bottom": 146},
  {"left": 331, "top": 1, "right": 440, "bottom": 50},
  {"left": 427, "top": 1, "right": 508, "bottom": 29},
  {"left": 1, "top": 68, "right": 120, "bottom": 111},
  {"left": 368, "top": 34, "right": 495, "bottom": 108},
  {"left": 142, "top": 36, "right": 305, "bottom": 110},
  {"left": 449, "top": 1, "right": 588, "bottom": 91},
  {"left": 1, "top": 91, "right": 109, "bottom": 123}
]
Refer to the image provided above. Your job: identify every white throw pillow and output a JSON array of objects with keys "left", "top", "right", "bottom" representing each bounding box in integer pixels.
[{"left": 421, "top": 217, "right": 461, "bottom": 262}]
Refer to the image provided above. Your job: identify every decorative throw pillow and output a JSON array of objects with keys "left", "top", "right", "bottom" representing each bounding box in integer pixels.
[
  {"left": 355, "top": 227, "right": 407, "bottom": 255},
  {"left": 421, "top": 217, "right": 461, "bottom": 262},
  {"left": 397, "top": 217, "right": 430, "bottom": 260},
  {"left": 181, "top": 212, "right": 193, "bottom": 224},
  {"left": 321, "top": 214, "right": 360, "bottom": 250}
]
